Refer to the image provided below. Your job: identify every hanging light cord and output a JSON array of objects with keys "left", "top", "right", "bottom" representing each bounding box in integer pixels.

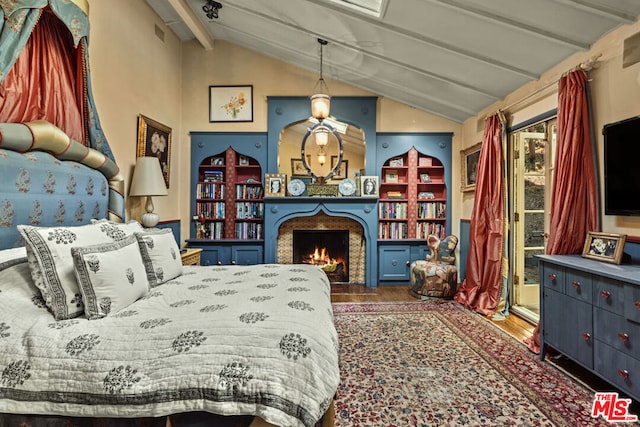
[{"left": 316, "top": 38, "right": 328, "bottom": 90}]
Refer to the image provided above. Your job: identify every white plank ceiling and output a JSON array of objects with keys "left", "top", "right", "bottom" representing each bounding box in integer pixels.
[{"left": 146, "top": 0, "right": 640, "bottom": 123}]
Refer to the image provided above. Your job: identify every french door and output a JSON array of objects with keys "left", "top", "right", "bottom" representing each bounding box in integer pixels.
[{"left": 509, "top": 118, "right": 556, "bottom": 322}]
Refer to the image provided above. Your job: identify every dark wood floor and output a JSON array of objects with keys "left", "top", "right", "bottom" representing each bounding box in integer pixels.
[
  {"left": 330, "top": 284, "right": 536, "bottom": 342},
  {"left": 331, "top": 283, "right": 640, "bottom": 412}
]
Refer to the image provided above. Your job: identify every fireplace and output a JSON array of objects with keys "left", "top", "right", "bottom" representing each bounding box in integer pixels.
[
  {"left": 293, "top": 230, "right": 349, "bottom": 283},
  {"left": 265, "top": 198, "right": 378, "bottom": 287}
]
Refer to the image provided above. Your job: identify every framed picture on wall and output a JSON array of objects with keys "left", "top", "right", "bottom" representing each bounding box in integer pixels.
[
  {"left": 265, "top": 173, "right": 286, "bottom": 197},
  {"left": 136, "top": 114, "right": 172, "bottom": 188},
  {"left": 461, "top": 142, "right": 481, "bottom": 192},
  {"left": 360, "top": 176, "right": 379, "bottom": 197},
  {"left": 581, "top": 231, "right": 626, "bottom": 264},
  {"left": 209, "top": 85, "right": 253, "bottom": 122},
  {"left": 291, "top": 159, "right": 307, "bottom": 176},
  {"left": 331, "top": 156, "right": 348, "bottom": 180}
]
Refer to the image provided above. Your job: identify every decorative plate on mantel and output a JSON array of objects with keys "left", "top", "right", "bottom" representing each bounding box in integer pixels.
[
  {"left": 287, "top": 179, "right": 306, "bottom": 196},
  {"left": 338, "top": 178, "right": 356, "bottom": 196}
]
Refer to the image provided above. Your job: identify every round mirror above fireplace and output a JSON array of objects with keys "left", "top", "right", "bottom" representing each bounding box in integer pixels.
[{"left": 278, "top": 117, "right": 365, "bottom": 182}]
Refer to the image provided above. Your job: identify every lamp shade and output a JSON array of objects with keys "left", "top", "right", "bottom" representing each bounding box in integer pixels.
[
  {"left": 129, "top": 157, "right": 168, "bottom": 197},
  {"left": 311, "top": 93, "right": 330, "bottom": 120}
]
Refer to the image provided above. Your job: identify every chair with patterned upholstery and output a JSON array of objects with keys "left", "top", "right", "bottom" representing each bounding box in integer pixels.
[{"left": 409, "top": 234, "right": 458, "bottom": 299}]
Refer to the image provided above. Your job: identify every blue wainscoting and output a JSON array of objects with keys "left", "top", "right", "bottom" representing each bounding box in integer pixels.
[
  {"left": 157, "top": 219, "right": 181, "bottom": 247},
  {"left": 459, "top": 219, "right": 470, "bottom": 282}
]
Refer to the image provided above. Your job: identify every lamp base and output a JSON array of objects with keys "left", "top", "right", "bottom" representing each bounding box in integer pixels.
[{"left": 140, "top": 212, "right": 159, "bottom": 228}]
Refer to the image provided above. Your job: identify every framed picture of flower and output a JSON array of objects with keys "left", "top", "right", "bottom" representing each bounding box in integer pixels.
[
  {"left": 209, "top": 85, "right": 253, "bottom": 122},
  {"left": 137, "top": 114, "right": 172, "bottom": 188}
]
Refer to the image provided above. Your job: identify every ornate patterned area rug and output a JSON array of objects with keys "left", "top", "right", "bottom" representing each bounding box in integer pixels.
[{"left": 331, "top": 301, "right": 610, "bottom": 426}]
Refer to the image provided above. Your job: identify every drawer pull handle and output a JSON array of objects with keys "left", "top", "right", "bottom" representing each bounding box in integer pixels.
[
  {"left": 618, "top": 369, "right": 629, "bottom": 380},
  {"left": 635, "top": 301, "right": 640, "bottom": 310},
  {"left": 600, "top": 290, "right": 610, "bottom": 299},
  {"left": 572, "top": 281, "right": 580, "bottom": 289},
  {"left": 582, "top": 332, "right": 591, "bottom": 342},
  {"left": 548, "top": 273, "right": 557, "bottom": 281},
  {"left": 618, "top": 333, "right": 629, "bottom": 343}
]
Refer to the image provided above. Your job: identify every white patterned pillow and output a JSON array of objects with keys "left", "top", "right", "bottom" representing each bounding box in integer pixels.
[
  {"left": 17, "top": 221, "right": 144, "bottom": 320},
  {"left": 71, "top": 235, "right": 154, "bottom": 320},
  {"left": 134, "top": 229, "right": 183, "bottom": 285}
]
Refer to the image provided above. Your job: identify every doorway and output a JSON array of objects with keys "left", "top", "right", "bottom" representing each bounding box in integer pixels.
[{"left": 509, "top": 118, "right": 556, "bottom": 323}]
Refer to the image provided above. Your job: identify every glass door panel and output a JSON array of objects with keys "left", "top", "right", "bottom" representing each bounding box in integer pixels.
[{"left": 510, "top": 119, "right": 555, "bottom": 323}]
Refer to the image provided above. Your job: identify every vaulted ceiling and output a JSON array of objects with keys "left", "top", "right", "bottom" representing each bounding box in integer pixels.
[{"left": 146, "top": 0, "right": 640, "bottom": 123}]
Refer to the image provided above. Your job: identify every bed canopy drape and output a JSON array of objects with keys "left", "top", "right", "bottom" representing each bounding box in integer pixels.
[
  {"left": 0, "top": 0, "right": 123, "bottom": 220},
  {"left": 0, "top": 0, "right": 114, "bottom": 162}
]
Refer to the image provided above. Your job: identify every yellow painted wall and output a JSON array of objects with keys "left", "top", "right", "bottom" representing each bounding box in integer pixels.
[
  {"left": 460, "top": 18, "right": 640, "bottom": 237},
  {"left": 88, "top": 0, "right": 183, "bottom": 224},
  {"left": 87, "top": 1, "right": 638, "bottom": 243}
]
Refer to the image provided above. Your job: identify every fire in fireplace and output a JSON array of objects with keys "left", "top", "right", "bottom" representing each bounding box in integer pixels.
[{"left": 293, "top": 230, "right": 349, "bottom": 283}]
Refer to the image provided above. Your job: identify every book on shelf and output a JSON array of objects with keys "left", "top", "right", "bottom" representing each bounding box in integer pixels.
[
  {"left": 203, "top": 170, "right": 224, "bottom": 182},
  {"left": 418, "top": 191, "right": 436, "bottom": 199},
  {"left": 386, "top": 191, "right": 403, "bottom": 199},
  {"left": 418, "top": 157, "right": 432, "bottom": 167}
]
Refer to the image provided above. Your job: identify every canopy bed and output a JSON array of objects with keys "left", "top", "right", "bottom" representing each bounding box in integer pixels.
[{"left": 0, "top": 121, "right": 339, "bottom": 426}]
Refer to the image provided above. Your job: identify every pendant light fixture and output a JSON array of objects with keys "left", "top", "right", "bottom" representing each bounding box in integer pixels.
[{"left": 310, "top": 38, "right": 330, "bottom": 121}]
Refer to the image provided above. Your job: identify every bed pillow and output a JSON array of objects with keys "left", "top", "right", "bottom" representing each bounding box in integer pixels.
[
  {"left": 134, "top": 229, "right": 183, "bottom": 285},
  {"left": 0, "top": 246, "right": 27, "bottom": 270},
  {"left": 17, "top": 221, "right": 144, "bottom": 320},
  {"left": 71, "top": 234, "right": 155, "bottom": 320}
]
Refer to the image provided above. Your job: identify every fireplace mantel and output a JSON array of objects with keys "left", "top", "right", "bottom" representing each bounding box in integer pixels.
[{"left": 263, "top": 197, "right": 378, "bottom": 287}]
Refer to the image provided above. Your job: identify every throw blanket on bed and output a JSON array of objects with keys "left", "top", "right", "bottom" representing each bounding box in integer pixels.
[{"left": 0, "top": 262, "right": 339, "bottom": 427}]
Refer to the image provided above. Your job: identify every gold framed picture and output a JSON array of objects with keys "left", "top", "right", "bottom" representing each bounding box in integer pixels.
[
  {"left": 461, "top": 142, "right": 481, "bottom": 192},
  {"left": 137, "top": 114, "right": 171, "bottom": 188},
  {"left": 291, "top": 159, "right": 307, "bottom": 176},
  {"left": 581, "top": 231, "right": 626, "bottom": 265},
  {"left": 265, "top": 173, "right": 286, "bottom": 197}
]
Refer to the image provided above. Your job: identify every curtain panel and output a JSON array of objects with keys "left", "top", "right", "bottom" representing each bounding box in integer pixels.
[
  {"left": 0, "top": 0, "right": 115, "bottom": 162},
  {"left": 454, "top": 113, "right": 506, "bottom": 317},
  {"left": 524, "top": 69, "right": 598, "bottom": 354}
]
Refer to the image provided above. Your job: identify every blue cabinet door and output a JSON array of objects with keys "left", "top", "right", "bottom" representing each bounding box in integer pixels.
[
  {"left": 232, "top": 246, "right": 263, "bottom": 265},
  {"left": 378, "top": 246, "right": 410, "bottom": 281}
]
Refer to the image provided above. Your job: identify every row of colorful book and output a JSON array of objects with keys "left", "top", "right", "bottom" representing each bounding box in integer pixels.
[
  {"left": 197, "top": 182, "right": 225, "bottom": 199},
  {"left": 378, "top": 222, "right": 408, "bottom": 239},
  {"left": 235, "top": 202, "right": 265, "bottom": 219},
  {"left": 195, "top": 202, "right": 225, "bottom": 219},
  {"left": 379, "top": 202, "right": 408, "bottom": 219}
]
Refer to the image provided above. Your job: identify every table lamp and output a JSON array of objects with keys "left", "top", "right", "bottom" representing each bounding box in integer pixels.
[{"left": 129, "top": 156, "right": 168, "bottom": 227}]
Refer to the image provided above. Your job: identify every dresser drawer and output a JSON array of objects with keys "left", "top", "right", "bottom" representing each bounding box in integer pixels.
[
  {"left": 594, "top": 308, "right": 640, "bottom": 359},
  {"left": 543, "top": 288, "right": 593, "bottom": 369},
  {"left": 624, "top": 285, "right": 640, "bottom": 324},
  {"left": 594, "top": 341, "right": 640, "bottom": 401},
  {"left": 594, "top": 276, "right": 625, "bottom": 314},
  {"left": 541, "top": 264, "right": 564, "bottom": 292},
  {"left": 565, "top": 268, "right": 592, "bottom": 303}
]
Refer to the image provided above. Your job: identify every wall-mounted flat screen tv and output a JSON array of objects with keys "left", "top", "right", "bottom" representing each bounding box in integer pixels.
[{"left": 603, "top": 116, "right": 640, "bottom": 216}]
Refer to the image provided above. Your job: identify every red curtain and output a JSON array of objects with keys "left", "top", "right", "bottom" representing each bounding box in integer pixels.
[
  {"left": 547, "top": 70, "right": 598, "bottom": 254},
  {"left": 0, "top": 8, "right": 85, "bottom": 143},
  {"left": 524, "top": 70, "right": 598, "bottom": 353},
  {"left": 454, "top": 113, "right": 505, "bottom": 316}
]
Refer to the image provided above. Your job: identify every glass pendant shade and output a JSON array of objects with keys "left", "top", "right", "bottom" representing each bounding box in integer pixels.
[
  {"left": 311, "top": 93, "right": 330, "bottom": 121},
  {"left": 310, "top": 39, "right": 330, "bottom": 121},
  {"left": 314, "top": 126, "right": 329, "bottom": 146},
  {"left": 317, "top": 148, "right": 327, "bottom": 166}
]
